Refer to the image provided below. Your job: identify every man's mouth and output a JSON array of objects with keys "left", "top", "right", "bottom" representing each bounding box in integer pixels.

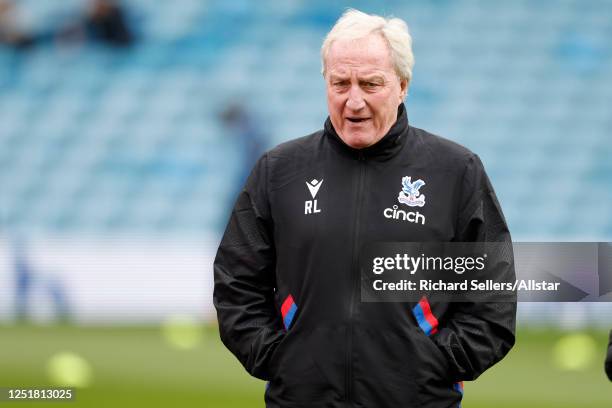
[{"left": 346, "top": 117, "right": 370, "bottom": 123}]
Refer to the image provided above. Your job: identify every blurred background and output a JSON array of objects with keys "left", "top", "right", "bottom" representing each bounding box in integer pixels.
[{"left": 0, "top": 0, "right": 611, "bottom": 406}]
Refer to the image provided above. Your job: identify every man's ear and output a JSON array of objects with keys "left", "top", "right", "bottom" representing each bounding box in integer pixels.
[{"left": 399, "top": 78, "right": 408, "bottom": 101}]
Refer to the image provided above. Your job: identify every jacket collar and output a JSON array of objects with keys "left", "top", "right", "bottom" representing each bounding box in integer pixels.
[{"left": 324, "top": 103, "right": 408, "bottom": 160}]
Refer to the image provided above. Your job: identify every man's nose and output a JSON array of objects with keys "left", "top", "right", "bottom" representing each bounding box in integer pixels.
[{"left": 346, "top": 85, "right": 365, "bottom": 110}]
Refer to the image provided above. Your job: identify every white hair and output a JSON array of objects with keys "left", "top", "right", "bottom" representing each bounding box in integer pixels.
[{"left": 321, "top": 9, "right": 415, "bottom": 84}]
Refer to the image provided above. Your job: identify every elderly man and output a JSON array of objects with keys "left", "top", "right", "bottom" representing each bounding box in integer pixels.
[{"left": 214, "top": 9, "right": 516, "bottom": 408}]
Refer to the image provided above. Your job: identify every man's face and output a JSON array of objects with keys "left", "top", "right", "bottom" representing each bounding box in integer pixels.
[{"left": 325, "top": 34, "right": 407, "bottom": 149}]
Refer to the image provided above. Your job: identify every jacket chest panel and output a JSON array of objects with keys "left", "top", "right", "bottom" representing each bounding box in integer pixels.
[
  {"left": 361, "top": 168, "right": 459, "bottom": 242},
  {"left": 271, "top": 161, "right": 459, "bottom": 249}
]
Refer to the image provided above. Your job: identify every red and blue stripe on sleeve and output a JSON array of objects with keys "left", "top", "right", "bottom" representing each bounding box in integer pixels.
[
  {"left": 412, "top": 296, "right": 439, "bottom": 336},
  {"left": 453, "top": 381, "right": 464, "bottom": 407},
  {"left": 281, "top": 294, "right": 297, "bottom": 330}
]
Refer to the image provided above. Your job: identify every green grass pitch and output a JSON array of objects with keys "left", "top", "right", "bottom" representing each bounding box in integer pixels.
[{"left": 0, "top": 324, "right": 610, "bottom": 407}]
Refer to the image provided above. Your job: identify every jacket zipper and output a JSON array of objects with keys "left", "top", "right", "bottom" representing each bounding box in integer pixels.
[{"left": 346, "top": 151, "right": 366, "bottom": 404}]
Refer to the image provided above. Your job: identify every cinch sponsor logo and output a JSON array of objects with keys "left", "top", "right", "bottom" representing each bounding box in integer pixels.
[
  {"left": 383, "top": 176, "right": 427, "bottom": 224},
  {"left": 383, "top": 205, "right": 426, "bottom": 225}
]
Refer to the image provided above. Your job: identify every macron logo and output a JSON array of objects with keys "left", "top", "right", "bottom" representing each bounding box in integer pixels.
[
  {"left": 305, "top": 179, "right": 323, "bottom": 215},
  {"left": 306, "top": 179, "right": 323, "bottom": 199}
]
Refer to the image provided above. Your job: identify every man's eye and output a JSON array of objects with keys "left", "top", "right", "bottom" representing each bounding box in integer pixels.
[
  {"left": 363, "top": 82, "right": 381, "bottom": 89},
  {"left": 333, "top": 81, "right": 349, "bottom": 87}
]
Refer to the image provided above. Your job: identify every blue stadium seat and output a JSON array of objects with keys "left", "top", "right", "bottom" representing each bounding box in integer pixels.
[{"left": 0, "top": 0, "right": 610, "bottom": 238}]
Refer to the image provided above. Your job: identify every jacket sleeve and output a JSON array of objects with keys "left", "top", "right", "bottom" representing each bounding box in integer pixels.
[
  {"left": 433, "top": 154, "right": 517, "bottom": 381},
  {"left": 213, "top": 153, "right": 284, "bottom": 380},
  {"left": 606, "top": 329, "right": 612, "bottom": 381}
]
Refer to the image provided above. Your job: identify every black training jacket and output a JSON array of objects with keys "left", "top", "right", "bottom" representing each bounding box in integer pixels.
[{"left": 214, "top": 104, "right": 517, "bottom": 408}]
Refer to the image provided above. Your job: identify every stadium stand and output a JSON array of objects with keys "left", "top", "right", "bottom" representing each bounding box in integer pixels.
[{"left": 0, "top": 0, "right": 610, "bottom": 239}]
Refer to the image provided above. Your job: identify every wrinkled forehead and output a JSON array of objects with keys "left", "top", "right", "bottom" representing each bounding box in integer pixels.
[{"left": 325, "top": 34, "right": 395, "bottom": 77}]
